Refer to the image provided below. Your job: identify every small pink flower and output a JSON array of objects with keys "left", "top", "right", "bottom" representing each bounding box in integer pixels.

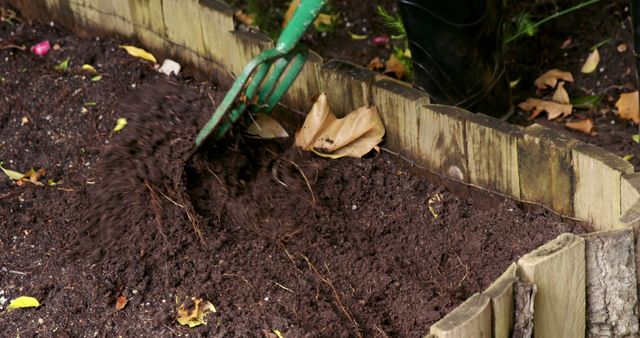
[
  {"left": 372, "top": 35, "right": 390, "bottom": 46},
  {"left": 30, "top": 40, "right": 51, "bottom": 56}
]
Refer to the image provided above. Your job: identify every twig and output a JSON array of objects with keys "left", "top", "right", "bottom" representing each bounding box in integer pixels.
[
  {"left": 144, "top": 181, "right": 168, "bottom": 242},
  {"left": 456, "top": 254, "right": 470, "bottom": 287},
  {"left": 274, "top": 282, "right": 294, "bottom": 294},
  {"left": 283, "top": 158, "right": 316, "bottom": 206},
  {"left": 154, "top": 185, "right": 205, "bottom": 244},
  {"left": 223, "top": 273, "right": 253, "bottom": 289},
  {"left": 374, "top": 325, "right": 390, "bottom": 338},
  {"left": 301, "top": 254, "right": 362, "bottom": 338}
]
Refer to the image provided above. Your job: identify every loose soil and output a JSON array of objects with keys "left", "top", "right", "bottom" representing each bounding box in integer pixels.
[
  {"left": 231, "top": 0, "right": 640, "bottom": 169},
  {"left": 1, "top": 6, "right": 584, "bottom": 338}
]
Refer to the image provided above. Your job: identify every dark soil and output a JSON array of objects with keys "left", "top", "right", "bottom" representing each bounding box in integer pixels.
[
  {"left": 231, "top": 0, "right": 640, "bottom": 169},
  {"left": 0, "top": 6, "right": 585, "bottom": 338}
]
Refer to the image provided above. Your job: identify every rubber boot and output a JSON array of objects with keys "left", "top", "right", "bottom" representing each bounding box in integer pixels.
[{"left": 396, "top": 0, "right": 512, "bottom": 118}]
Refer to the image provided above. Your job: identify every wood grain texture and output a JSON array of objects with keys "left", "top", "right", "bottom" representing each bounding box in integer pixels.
[
  {"left": 517, "top": 233, "right": 585, "bottom": 338},
  {"left": 518, "top": 124, "right": 580, "bottom": 216},
  {"left": 228, "top": 31, "right": 274, "bottom": 78},
  {"left": 280, "top": 50, "right": 323, "bottom": 113},
  {"left": 128, "top": 0, "right": 167, "bottom": 51},
  {"left": 429, "top": 293, "right": 492, "bottom": 338},
  {"left": 162, "top": 0, "right": 205, "bottom": 66},
  {"left": 466, "top": 114, "right": 522, "bottom": 198},
  {"left": 371, "top": 77, "right": 428, "bottom": 154},
  {"left": 483, "top": 262, "right": 517, "bottom": 338},
  {"left": 582, "top": 228, "right": 639, "bottom": 337},
  {"left": 319, "top": 60, "right": 376, "bottom": 117},
  {"left": 621, "top": 173, "right": 640, "bottom": 230},
  {"left": 573, "top": 143, "right": 634, "bottom": 230}
]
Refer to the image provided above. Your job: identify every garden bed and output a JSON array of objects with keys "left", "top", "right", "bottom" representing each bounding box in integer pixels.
[{"left": 0, "top": 11, "right": 586, "bottom": 337}]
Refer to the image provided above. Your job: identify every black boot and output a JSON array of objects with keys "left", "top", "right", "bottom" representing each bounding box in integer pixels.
[{"left": 396, "top": 0, "right": 512, "bottom": 118}]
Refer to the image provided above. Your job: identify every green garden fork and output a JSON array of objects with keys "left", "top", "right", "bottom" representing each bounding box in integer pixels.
[{"left": 193, "top": 0, "right": 328, "bottom": 149}]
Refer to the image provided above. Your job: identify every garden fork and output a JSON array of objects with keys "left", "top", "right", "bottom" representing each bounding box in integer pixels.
[{"left": 193, "top": 0, "right": 328, "bottom": 149}]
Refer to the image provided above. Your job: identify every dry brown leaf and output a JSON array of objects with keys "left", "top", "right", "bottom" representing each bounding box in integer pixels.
[
  {"left": 367, "top": 57, "right": 384, "bottom": 71},
  {"left": 295, "top": 93, "right": 385, "bottom": 158},
  {"left": 518, "top": 98, "right": 573, "bottom": 120},
  {"left": 617, "top": 43, "right": 628, "bottom": 53},
  {"left": 580, "top": 48, "right": 600, "bottom": 74},
  {"left": 176, "top": 298, "right": 216, "bottom": 328},
  {"left": 115, "top": 296, "right": 127, "bottom": 311},
  {"left": 616, "top": 91, "right": 640, "bottom": 124},
  {"left": 384, "top": 54, "right": 407, "bottom": 79},
  {"left": 552, "top": 81, "right": 570, "bottom": 104},
  {"left": 534, "top": 69, "right": 574, "bottom": 90},
  {"left": 246, "top": 113, "right": 289, "bottom": 139},
  {"left": 565, "top": 118, "right": 594, "bottom": 134},
  {"left": 283, "top": 0, "right": 300, "bottom": 27},
  {"left": 234, "top": 10, "right": 254, "bottom": 26}
]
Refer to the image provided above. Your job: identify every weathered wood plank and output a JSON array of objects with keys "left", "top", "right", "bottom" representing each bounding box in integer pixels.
[
  {"left": 512, "top": 279, "right": 536, "bottom": 338},
  {"left": 582, "top": 228, "right": 639, "bottom": 337},
  {"left": 518, "top": 124, "right": 580, "bottom": 216},
  {"left": 198, "top": 0, "right": 237, "bottom": 86},
  {"left": 414, "top": 102, "right": 470, "bottom": 182},
  {"left": 280, "top": 50, "right": 323, "bottom": 113},
  {"left": 621, "top": 173, "right": 640, "bottom": 230},
  {"left": 429, "top": 293, "right": 492, "bottom": 338},
  {"left": 319, "top": 60, "right": 376, "bottom": 117},
  {"left": 162, "top": 0, "right": 205, "bottom": 66},
  {"left": 573, "top": 143, "right": 634, "bottom": 230},
  {"left": 466, "top": 114, "right": 522, "bottom": 198},
  {"left": 517, "top": 233, "right": 585, "bottom": 338},
  {"left": 228, "top": 31, "right": 274, "bottom": 78},
  {"left": 483, "top": 263, "right": 516, "bottom": 338},
  {"left": 128, "top": 0, "right": 167, "bottom": 52},
  {"left": 371, "top": 77, "right": 428, "bottom": 154}
]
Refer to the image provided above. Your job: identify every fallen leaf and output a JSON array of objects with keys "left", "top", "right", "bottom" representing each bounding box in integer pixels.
[
  {"left": 114, "top": 118, "right": 127, "bottom": 132},
  {"left": 618, "top": 43, "right": 628, "bottom": 53},
  {"left": 518, "top": 98, "right": 573, "bottom": 120},
  {"left": 21, "top": 116, "right": 29, "bottom": 125},
  {"left": 0, "top": 162, "right": 25, "bottom": 180},
  {"left": 115, "top": 296, "right": 127, "bottom": 311},
  {"left": 580, "top": 48, "right": 600, "bottom": 74},
  {"left": 176, "top": 298, "right": 216, "bottom": 328},
  {"left": 565, "top": 118, "right": 594, "bottom": 134},
  {"left": 273, "top": 329, "right": 285, "bottom": 338},
  {"left": 54, "top": 57, "right": 70, "bottom": 72},
  {"left": 509, "top": 78, "right": 521, "bottom": 88},
  {"left": 552, "top": 81, "right": 570, "bottom": 104},
  {"left": 560, "top": 38, "right": 572, "bottom": 49},
  {"left": 84, "top": 101, "right": 97, "bottom": 106},
  {"left": 7, "top": 296, "right": 40, "bottom": 309},
  {"left": 23, "top": 168, "right": 46, "bottom": 186},
  {"left": 246, "top": 113, "right": 289, "bottom": 139},
  {"left": 47, "top": 179, "right": 61, "bottom": 186},
  {"left": 623, "top": 154, "right": 634, "bottom": 162},
  {"left": 91, "top": 75, "right": 102, "bottom": 82},
  {"left": 82, "top": 64, "right": 97, "bottom": 73},
  {"left": 571, "top": 95, "right": 601, "bottom": 109},
  {"left": 283, "top": 0, "right": 300, "bottom": 27},
  {"left": 616, "top": 91, "right": 640, "bottom": 124},
  {"left": 119, "top": 45, "right": 157, "bottom": 63},
  {"left": 295, "top": 93, "right": 385, "bottom": 158},
  {"left": 234, "top": 10, "right": 255, "bottom": 26},
  {"left": 349, "top": 32, "right": 368, "bottom": 40},
  {"left": 313, "top": 13, "right": 335, "bottom": 30},
  {"left": 534, "top": 69, "right": 574, "bottom": 90},
  {"left": 633, "top": 134, "right": 640, "bottom": 143},
  {"left": 384, "top": 54, "right": 406, "bottom": 79},
  {"left": 367, "top": 57, "right": 384, "bottom": 71},
  {"left": 31, "top": 40, "right": 50, "bottom": 56}
]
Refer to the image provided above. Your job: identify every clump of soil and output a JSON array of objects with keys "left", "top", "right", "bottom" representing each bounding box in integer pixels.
[{"left": 0, "top": 8, "right": 586, "bottom": 338}]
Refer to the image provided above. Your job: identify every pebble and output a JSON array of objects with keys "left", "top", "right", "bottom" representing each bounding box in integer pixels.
[
  {"left": 352, "top": 204, "right": 357, "bottom": 210},
  {"left": 132, "top": 289, "right": 138, "bottom": 295},
  {"left": 38, "top": 318, "right": 44, "bottom": 324}
]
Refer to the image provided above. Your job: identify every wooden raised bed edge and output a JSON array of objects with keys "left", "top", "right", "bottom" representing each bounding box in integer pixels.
[{"left": 9, "top": 0, "right": 640, "bottom": 336}]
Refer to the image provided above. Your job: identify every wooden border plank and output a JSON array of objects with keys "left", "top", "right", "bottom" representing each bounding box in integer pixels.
[
  {"left": 319, "top": 60, "right": 376, "bottom": 117},
  {"left": 429, "top": 293, "right": 492, "bottom": 338},
  {"left": 483, "top": 263, "right": 517, "bottom": 338},
  {"left": 517, "top": 233, "right": 585, "bottom": 338}
]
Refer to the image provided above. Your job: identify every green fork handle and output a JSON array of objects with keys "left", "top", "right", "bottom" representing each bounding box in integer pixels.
[{"left": 193, "top": 0, "right": 328, "bottom": 149}]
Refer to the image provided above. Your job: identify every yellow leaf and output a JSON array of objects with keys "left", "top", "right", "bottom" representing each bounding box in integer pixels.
[
  {"left": 349, "top": 32, "right": 368, "bottom": 40},
  {"left": 534, "top": 69, "right": 574, "bottom": 90},
  {"left": 114, "top": 118, "right": 128, "bottom": 132},
  {"left": 176, "top": 298, "right": 216, "bottom": 328},
  {"left": 82, "top": 64, "right": 97, "bottom": 73},
  {"left": 623, "top": 154, "right": 634, "bottom": 162},
  {"left": 384, "top": 54, "right": 407, "bottom": 79},
  {"left": 0, "top": 162, "right": 25, "bottom": 180},
  {"left": 8, "top": 296, "right": 40, "bottom": 309},
  {"left": 509, "top": 78, "right": 521, "bottom": 88},
  {"left": 119, "top": 45, "right": 157, "bottom": 63},
  {"left": 283, "top": 0, "right": 300, "bottom": 27},
  {"left": 295, "top": 93, "right": 385, "bottom": 158},
  {"left": 273, "top": 329, "right": 285, "bottom": 338},
  {"left": 616, "top": 91, "right": 640, "bottom": 124},
  {"left": 551, "top": 81, "right": 570, "bottom": 104},
  {"left": 313, "top": 13, "right": 334, "bottom": 29},
  {"left": 23, "top": 168, "right": 46, "bottom": 186},
  {"left": 565, "top": 118, "right": 594, "bottom": 135},
  {"left": 581, "top": 48, "right": 600, "bottom": 74},
  {"left": 246, "top": 113, "right": 289, "bottom": 139},
  {"left": 518, "top": 98, "right": 573, "bottom": 120},
  {"left": 367, "top": 57, "right": 384, "bottom": 71}
]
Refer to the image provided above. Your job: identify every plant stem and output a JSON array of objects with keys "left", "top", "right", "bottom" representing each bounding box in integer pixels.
[{"left": 504, "top": 0, "right": 601, "bottom": 45}]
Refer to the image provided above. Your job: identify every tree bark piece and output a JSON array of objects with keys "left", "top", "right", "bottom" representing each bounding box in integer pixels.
[
  {"left": 583, "top": 228, "right": 639, "bottom": 337},
  {"left": 512, "top": 279, "right": 536, "bottom": 338},
  {"left": 517, "top": 233, "right": 585, "bottom": 338}
]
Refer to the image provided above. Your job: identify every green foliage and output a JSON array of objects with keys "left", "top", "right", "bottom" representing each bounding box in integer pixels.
[{"left": 376, "top": 6, "right": 406, "bottom": 41}]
